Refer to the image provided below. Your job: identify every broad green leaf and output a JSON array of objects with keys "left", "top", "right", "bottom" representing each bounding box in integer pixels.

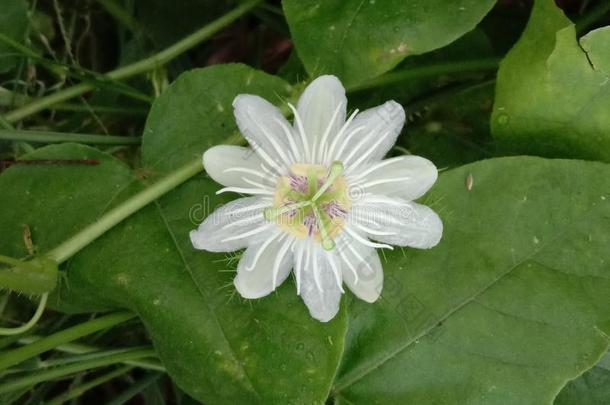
[
  {"left": 555, "top": 353, "right": 610, "bottom": 405},
  {"left": 332, "top": 156, "right": 610, "bottom": 404},
  {"left": 0, "top": 0, "right": 28, "bottom": 73},
  {"left": 492, "top": 0, "right": 610, "bottom": 162},
  {"left": 0, "top": 64, "right": 347, "bottom": 404},
  {"left": 141, "top": 63, "right": 293, "bottom": 175},
  {"left": 282, "top": 0, "right": 496, "bottom": 87}
]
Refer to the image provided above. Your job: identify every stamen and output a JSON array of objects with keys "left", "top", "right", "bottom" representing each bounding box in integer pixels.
[
  {"left": 303, "top": 213, "right": 317, "bottom": 237},
  {"left": 312, "top": 161, "right": 344, "bottom": 201},
  {"left": 264, "top": 201, "right": 312, "bottom": 221},
  {"left": 324, "top": 201, "right": 347, "bottom": 219},
  {"left": 289, "top": 174, "right": 308, "bottom": 193}
]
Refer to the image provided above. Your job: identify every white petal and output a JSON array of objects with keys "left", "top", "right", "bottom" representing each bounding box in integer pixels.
[
  {"left": 296, "top": 75, "right": 347, "bottom": 162},
  {"left": 233, "top": 94, "right": 295, "bottom": 171},
  {"left": 296, "top": 241, "right": 342, "bottom": 322},
  {"left": 203, "top": 145, "right": 273, "bottom": 189},
  {"left": 350, "top": 194, "right": 443, "bottom": 249},
  {"left": 233, "top": 234, "right": 294, "bottom": 299},
  {"left": 351, "top": 155, "right": 438, "bottom": 201},
  {"left": 337, "top": 101, "right": 405, "bottom": 168},
  {"left": 336, "top": 236, "right": 383, "bottom": 303},
  {"left": 190, "top": 196, "right": 271, "bottom": 252}
]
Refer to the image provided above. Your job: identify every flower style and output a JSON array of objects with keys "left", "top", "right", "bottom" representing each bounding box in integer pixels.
[{"left": 190, "top": 75, "right": 443, "bottom": 322}]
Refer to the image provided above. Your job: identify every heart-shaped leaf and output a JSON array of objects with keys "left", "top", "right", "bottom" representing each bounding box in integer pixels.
[
  {"left": 492, "top": 0, "right": 610, "bottom": 162},
  {"left": 282, "top": 0, "right": 496, "bottom": 87},
  {"left": 333, "top": 156, "right": 610, "bottom": 404}
]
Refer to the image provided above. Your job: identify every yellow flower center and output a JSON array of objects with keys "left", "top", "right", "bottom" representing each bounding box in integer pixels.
[{"left": 264, "top": 162, "right": 351, "bottom": 250}]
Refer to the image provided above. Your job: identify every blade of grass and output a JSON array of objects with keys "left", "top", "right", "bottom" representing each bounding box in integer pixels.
[
  {"left": 45, "top": 365, "right": 133, "bottom": 405},
  {"left": 105, "top": 372, "right": 163, "bottom": 405},
  {"left": 1, "top": 0, "right": 263, "bottom": 123},
  {"left": 0, "top": 129, "right": 140, "bottom": 145},
  {"left": 0, "top": 311, "right": 135, "bottom": 371},
  {"left": 17, "top": 335, "right": 165, "bottom": 372},
  {"left": 0, "top": 347, "right": 155, "bottom": 394}
]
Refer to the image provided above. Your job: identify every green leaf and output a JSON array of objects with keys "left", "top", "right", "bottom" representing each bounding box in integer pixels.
[
  {"left": 0, "top": 64, "right": 347, "bottom": 405},
  {"left": 332, "top": 156, "right": 610, "bottom": 404},
  {"left": 492, "top": 0, "right": 610, "bottom": 162},
  {"left": 0, "top": 0, "right": 29, "bottom": 73},
  {"left": 141, "top": 63, "right": 293, "bottom": 175},
  {"left": 282, "top": 0, "right": 496, "bottom": 87},
  {"left": 555, "top": 353, "right": 610, "bottom": 405}
]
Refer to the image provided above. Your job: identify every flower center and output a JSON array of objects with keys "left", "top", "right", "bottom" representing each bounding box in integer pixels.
[{"left": 264, "top": 161, "right": 351, "bottom": 250}]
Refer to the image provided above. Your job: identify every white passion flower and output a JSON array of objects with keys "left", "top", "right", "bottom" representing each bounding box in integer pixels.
[{"left": 190, "top": 75, "right": 443, "bottom": 322}]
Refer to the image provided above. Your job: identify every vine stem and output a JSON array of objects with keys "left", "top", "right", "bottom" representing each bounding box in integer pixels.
[
  {"left": 46, "top": 158, "right": 204, "bottom": 264},
  {"left": 0, "top": 311, "right": 135, "bottom": 371},
  {"left": 2, "top": 0, "right": 263, "bottom": 124},
  {"left": 0, "top": 347, "right": 154, "bottom": 394},
  {"left": 0, "top": 293, "right": 48, "bottom": 336},
  {"left": 0, "top": 129, "right": 140, "bottom": 145}
]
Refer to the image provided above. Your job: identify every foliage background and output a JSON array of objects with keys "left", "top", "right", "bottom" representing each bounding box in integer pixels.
[{"left": 0, "top": 0, "right": 609, "bottom": 404}]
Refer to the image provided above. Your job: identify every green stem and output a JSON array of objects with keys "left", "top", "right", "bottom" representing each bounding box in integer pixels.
[
  {"left": 95, "top": 0, "right": 141, "bottom": 32},
  {"left": 347, "top": 58, "right": 500, "bottom": 93},
  {"left": 0, "top": 311, "right": 135, "bottom": 371},
  {"left": 0, "top": 88, "right": 148, "bottom": 115},
  {"left": 17, "top": 336, "right": 165, "bottom": 371},
  {"left": 0, "top": 129, "right": 140, "bottom": 145},
  {"left": 0, "top": 347, "right": 154, "bottom": 394},
  {"left": 0, "top": 255, "right": 58, "bottom": 295},
  {"left": 45, "top": 365, "right": 133, "bottom": 405},
  {"left": 2, "top": 0, "right": 262, "bottom": 124},
  {"left": 46, "top": 158, "right": 203, "bottom": 264},
  {"left": 0, "top": 293, "right": 47, "bottom": 336}
]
